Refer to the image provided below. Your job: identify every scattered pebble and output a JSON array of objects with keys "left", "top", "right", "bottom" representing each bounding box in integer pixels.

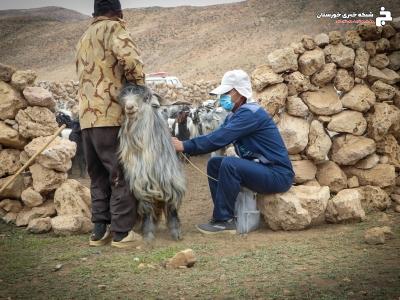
[
  {"left": 98, "top": 284, "right": 106, "bottom": 290},
  {"left": 54, "top": 264, "right": 63, "bottom": 272},
  {"left": 133, "top": 257, "right": 140, "bottom": 262}
]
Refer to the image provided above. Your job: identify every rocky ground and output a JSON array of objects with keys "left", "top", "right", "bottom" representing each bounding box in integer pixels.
[{"left": 1, "top": 155, "right": 400, "bottom": 299}]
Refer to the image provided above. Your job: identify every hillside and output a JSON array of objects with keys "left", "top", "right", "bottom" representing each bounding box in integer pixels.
[{"left": 0, "top": 0, "right": 399, "bottom": 82}]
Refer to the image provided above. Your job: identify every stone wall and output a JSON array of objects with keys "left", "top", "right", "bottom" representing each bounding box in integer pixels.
[
  {"left": 0, "top": 66, "right": 92, "bottom": 234},
  {"left": 255, "top": 22, "right": 400, "bottom": 230}
]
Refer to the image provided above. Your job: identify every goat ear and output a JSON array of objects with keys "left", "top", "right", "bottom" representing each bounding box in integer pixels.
[{"left": 150, "top": 95, "right": 160, "bottom": 108}]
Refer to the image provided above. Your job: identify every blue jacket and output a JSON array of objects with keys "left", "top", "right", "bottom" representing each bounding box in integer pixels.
[{"left": 183, "top": 103, "right": 295, "bottom": 178}]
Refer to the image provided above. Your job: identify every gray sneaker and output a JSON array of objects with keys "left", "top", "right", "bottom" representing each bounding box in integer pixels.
[{"left": 196, "top": 219, "right": 236, "bottom": 235}]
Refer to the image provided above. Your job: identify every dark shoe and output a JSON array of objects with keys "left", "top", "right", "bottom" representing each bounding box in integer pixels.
[
  {"left": 196, "top": 219, "right": 236, "bottom": 235},
  {"left": 89, "top": 223, "right": 111, "bottom": 247},
  {"left": 111, "top": 230, "right": 143, "bottom": 249}
]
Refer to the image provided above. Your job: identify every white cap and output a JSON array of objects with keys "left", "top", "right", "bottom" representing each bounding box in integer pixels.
[{"left": 210, "top": 70, "right": 253, "bottom": 100}]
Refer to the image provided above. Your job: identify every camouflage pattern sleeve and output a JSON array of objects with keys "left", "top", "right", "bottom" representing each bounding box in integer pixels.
[{"left": 111, "top": 23, "right": 145, "bottom": 85}]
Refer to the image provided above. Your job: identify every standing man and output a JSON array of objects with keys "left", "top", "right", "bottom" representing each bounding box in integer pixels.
[
  {"left": 76, "top": 0, "right": 145, "bottom": 248},
  {"left": 172, "top": 70, "right": 294, "bottom": 234}
]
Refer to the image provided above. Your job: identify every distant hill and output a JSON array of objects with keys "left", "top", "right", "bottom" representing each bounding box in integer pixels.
[{"left": 0, "top": 1, "right": 399, "bottom": 82}]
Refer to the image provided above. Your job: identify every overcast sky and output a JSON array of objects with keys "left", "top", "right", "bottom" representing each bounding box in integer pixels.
[{"left": 0, "top": 0, "right": 244, "bottom": 15}]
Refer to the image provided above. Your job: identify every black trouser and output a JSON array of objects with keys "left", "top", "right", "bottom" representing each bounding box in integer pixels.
[{"left": 81, "top": 127, "right": 137, "bottom": 234}]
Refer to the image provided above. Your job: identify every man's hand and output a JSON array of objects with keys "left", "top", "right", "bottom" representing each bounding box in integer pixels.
[{"left": 172, "top": 137, "right": 184, "bottom": 152}]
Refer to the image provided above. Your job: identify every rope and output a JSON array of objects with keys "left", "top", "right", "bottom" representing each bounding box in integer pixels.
[{"left": 179, "top": 153, "right": 218, "bottom": 182}]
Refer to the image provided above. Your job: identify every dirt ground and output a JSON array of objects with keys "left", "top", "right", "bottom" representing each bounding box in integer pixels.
[{"left": 1, "top": 155, "right": 400, "bottom": 300}]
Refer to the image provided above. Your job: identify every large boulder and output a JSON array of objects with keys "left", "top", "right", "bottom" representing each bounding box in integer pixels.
[
  {"left": 306, "top": 120, "right": 331, "bottom": 162},
  {"left": 54, "top": 179, "right": 91, "bottom": 218},
  {"left": 286, "top": 96, "right": 309, "bottom": 117},
  {"left": 375, "top": 135, "right": 400, "bottom": 168},
  {"left": 342, "top": 30, "right": 363, "bottom": 49},
  {"left": 292, "top": 160, "right": 317, "bottom": 184},
  {"left": 327, "top": 110, "right": 367, "bottom": 136},
  {"left": 341, "top": 84, "right": 376, "bottom": 112},
  {"left": 0, "top": 121, "right": 27, "bottom": 150},
  {"left": 301, "top": 85, "right": 343, "bottom": 115},
  {"left": 23, "top": 87, "right": 56, "bottom": 110},
  {"left": 330, "top": 134, "right": 376, "bottom": 165},
  {"left": 356, "top": 24, "right": 382, "bottom": 41},
  {"left": 370, "top": 54, "right": 390, "bottom": 69},
  {"left": 0, "top": 175, "right": 25, "bottom": 200},
  {"left": 258, "top": 185, "right": 330, "bottom": 230},
  {"left": 301, "top": 35, "right": 316, "bottom": 50},
  {"left": 370, "top": 80, "right": 396, "bottom": 100},
  {"left": 257, "top": 83, "right": 288, "bottom": 116},
  {"left": 311, "top": 63, "right": 337, "bottom": 87},
  {"left": 0, "top": 81, "right": 27, "bottom": 121},
  {"left": 277, "top": 114, "right": 309, "bottom": 155},
  {"left": 343, "top": 164, "right": 396, "bottom": 188},
  {"left": 251, "top": 65, "right": 283, "bottom": 92},
  {"left": 355, "top": 153, "right": 380, "bottom": 169},
  {"left": 51, "top": 215, "right": 93, "bottom": 235},
  {"left": 0, "top": 63, "right": 16, "bottom": 82},
  {"left": 267, "top": 48, "right": 298, "bottom": 73},
  {"left": 314, "top": 33, "right": 329, "bottom": 47},
  {"left": 0, "top": 149, "right": 22, "bottom": 178},
  {"left": 334, "top": 69, "right": 354, "bottom": 92},
  {"left": 29, "top": 163, "right": 67, "bottom": 194},
  {"left": 24, "top": 136, "right": 76, "bottom": 172},
  {"left": 0, "top": 199, "right": 23, "bottom": 213},
  {"left": 354, "top": 48, "right": 370, "bottom": 79},
  {"left": 284, "top": 71, "right": 312, "bottom": 95},
  {"left": 27, "top": 217, "right": 52, "bottom": 234},
  {"left": 367, "top": 103, "right": 400, "bottom": 141},
  {"left": 324, "top": 43, "right": 355, "bottom": 68},
  {"left": 356, "top": 185, "right": 391, "bottom": 212},
  {"left": 10, "top": 70, "right": 37, "bottom": 91},
  {"left": 21, "top": 187, "right": 44, "bottom": 207},
  {"left": 298, "top": 48, "right": 325, "bottom": 76},
  {"left": 15, "top": 106, "right": 59, "bottom": 139},
  {"left": 325, "top": 189, "right": 365, "bottom": 223},
  {"left": 367, "top": 66, "right": 400, "bottom": 84},
  {"left": 388, "top": 51, "right": 400, "bottom": 70},
  {"left": 316, "top": 161, "right": 347, "bottom": 193},
  {"left": 15, "top": 201, "right": 56, "bottom": 227}
]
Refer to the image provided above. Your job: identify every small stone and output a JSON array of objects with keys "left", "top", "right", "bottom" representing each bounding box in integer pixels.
[
  {"left": 364, "top": 227, "right": 393, "bottom": 245},
  {"left": 347, "top": 176, "right": 359, "bottom": 188},
  {"left": 54, "top": 264, "right": 63, "bottom": 272},
  {"left": 166, "top": 249, "right": 196, "bottom": 269}
]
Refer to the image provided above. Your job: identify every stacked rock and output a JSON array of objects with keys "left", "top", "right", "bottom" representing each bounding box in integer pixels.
[
  {"left": 254, "top": 22, "right": 400, "bottom": 231},
  {"left": 0, "top": 64, "right": 92, "bottom": 235},
  {"left": 181, "top": 80, "right": 219, "bottom": 105},
  {"left": 147, "top": 80, "right": 218, "bottom": 105},
  {"left": 35, "top": 80, "right": 79, "bottom": 116}
]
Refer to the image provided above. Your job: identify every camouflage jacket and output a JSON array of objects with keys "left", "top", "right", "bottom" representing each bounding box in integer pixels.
[{"left": 75, "top": 16, "right": 145, "bottom": 129}]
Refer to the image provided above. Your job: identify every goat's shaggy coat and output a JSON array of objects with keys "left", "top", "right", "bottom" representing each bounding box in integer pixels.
[{"left": 118, "top": 84, "right": 186, "bottom": 240}]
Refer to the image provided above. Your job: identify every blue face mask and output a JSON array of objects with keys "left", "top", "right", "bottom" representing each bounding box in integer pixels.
[{"left": 219, "top": 94, "right": 234, "bottom": 111}]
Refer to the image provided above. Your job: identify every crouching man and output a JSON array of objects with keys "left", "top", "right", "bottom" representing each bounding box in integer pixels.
[
  {"left": 75, "top": 0, "right": 145, "bottom": 247},
  {"left": 172, "top": 70, "right": 294, "bottom": 234}
]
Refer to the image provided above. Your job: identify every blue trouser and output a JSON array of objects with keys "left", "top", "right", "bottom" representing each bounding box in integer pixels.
[{"left": 207, "top": 156, "right": 293, "bottom": 221}]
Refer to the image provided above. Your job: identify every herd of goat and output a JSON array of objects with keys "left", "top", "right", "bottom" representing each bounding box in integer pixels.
[
  {"left": 54, "top": 88, "right": 228, "bottom": 240},
  {"left": 56, "top": 98, "right": 228, "bottom": 178}
]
